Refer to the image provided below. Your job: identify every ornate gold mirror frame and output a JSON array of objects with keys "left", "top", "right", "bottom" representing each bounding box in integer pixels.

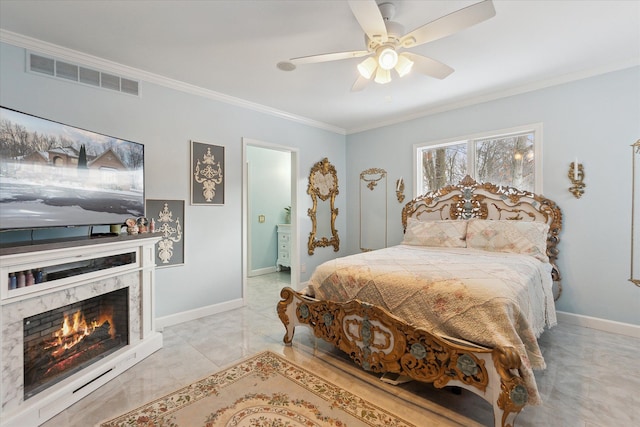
[
  {"left": 631, "top": 139, "right": 640, "bottom": 286},
  {"left": 307, "top": 158, "right": 340, "bottom": 255},
  {"left": 359, "top": 168, "right": 387, "bottom": 252}
]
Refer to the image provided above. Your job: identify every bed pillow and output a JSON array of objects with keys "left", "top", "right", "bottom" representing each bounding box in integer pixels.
[
  {"left": 466, "top": 219, "right": 550, "bottom": 262},
  {"left": 402, "top": 218, "right": 467, "bottom": 248}
]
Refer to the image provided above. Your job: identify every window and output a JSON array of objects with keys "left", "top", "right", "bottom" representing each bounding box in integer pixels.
[{"left": 414, "top": 124, "right": 542, "bottom": 195}]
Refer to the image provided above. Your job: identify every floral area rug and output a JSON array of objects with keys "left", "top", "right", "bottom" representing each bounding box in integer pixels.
[{"left": 98, "top": 350, "right": 416, "bottom": 427}]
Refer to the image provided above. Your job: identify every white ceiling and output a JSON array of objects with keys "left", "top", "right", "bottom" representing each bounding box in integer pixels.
[{"left": 1, "top": 0, "right": 639, "bottom": 134}]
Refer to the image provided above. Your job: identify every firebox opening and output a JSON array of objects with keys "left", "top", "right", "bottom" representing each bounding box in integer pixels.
[{"left": 23, "top": 287, "right": 129, "bottom": 400}]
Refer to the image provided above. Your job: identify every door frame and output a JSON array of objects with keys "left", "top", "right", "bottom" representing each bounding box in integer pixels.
[{"left": 242, "top": 137, "right": 299, "bottom": 300}]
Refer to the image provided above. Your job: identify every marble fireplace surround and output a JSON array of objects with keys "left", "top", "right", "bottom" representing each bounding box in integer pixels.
[{"left": 0, "top": 236, "right": 162, "bottom": 427}]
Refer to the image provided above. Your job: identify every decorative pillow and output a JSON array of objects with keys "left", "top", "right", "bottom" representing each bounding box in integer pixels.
[
  {"left": 466, "top": 219, "right": 550, "bottom": 262},
  {"left": 402, "top": 218, "right": 467, "bottom": 248}
]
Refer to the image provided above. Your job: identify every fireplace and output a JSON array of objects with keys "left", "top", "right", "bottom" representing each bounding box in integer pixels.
[
  {"left": 1, "top": 235, "right": 162, "bottom": 427},
  {"left": 23, "top": 288, "right": 129, "bottom": 399}
]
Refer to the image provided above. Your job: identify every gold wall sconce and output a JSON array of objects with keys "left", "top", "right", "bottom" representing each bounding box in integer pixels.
[
  {"left": 396, "top": 177, "right": 405, "bottom": 203},
  {"left": 568, "top": 159, "right": 585, "bottom": 198}
]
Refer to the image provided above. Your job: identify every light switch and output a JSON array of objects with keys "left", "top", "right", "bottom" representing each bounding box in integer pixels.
[{"left": 258, "top": 215, "right": 265, "bottom": 223}]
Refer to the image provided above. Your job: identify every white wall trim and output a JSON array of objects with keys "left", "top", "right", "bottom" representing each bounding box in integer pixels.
[
  {"left": 557, "top": 310, "right": 640, "bottom": 339},
  {"left": 242, "top": 138, "right": 299, "bottom": 302},
  {"left": 0, "top": 29, "right": 345, "bottom": 135},
  {"left": 348, "top": 58, "right": 640, "bottom": 134},
  {"left": 4, "top": 29, "right": 636, "bottom": 137},
  {"left": 155, "top": 298, "right": 243, "bottom": 330},
  {"left": 249, "top": 266, "right": 277, "bottom": 277},
  {"left": 155, "top": 302, "right": 640, "bottom": 337}
]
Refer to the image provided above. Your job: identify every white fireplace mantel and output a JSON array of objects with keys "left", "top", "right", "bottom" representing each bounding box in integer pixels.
[{"left": 0, "top": 234, "right": 163, "bottom": 427}]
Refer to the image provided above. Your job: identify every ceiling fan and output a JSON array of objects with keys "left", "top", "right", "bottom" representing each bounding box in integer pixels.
[{"left": 287, "top": 0, "right": 496, "bottom": 91}]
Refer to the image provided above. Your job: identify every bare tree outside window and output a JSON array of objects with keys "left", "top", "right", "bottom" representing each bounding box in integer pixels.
[
  {"left": 417, "top": 128, "right": 538, "bottom": 195},
  {"left": 476, "top": 133, "right": 534, "bottom": 190},
  {"left": 422, "top": 143, "right": 466, "bottom": 192}
]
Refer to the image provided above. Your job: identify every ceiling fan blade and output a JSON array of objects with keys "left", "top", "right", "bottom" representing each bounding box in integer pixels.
[
  {"left": 403, "top": 52, "right": 454, "bottom": 80},
  {"left": 290, "top": 50, "right": 370, "bottom": 65},
  {"left": 347, "top": 0, "right": 388, "bottom": 44},
  {"left": 400, "top": 0, "right": 496, "bottom": 48},
  {"left": 351, "top": 74, "right": 371, "bottom": 92}
]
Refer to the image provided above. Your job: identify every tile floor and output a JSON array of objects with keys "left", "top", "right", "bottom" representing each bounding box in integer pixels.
[{"left": 40, "top": 271, "right": 639, "bottom": 427}]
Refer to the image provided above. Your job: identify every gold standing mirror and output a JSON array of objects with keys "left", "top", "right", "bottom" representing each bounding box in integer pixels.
[
  {"left": 631, "top": 139, "right": 640, "bottom": 286},
  {"left": 359, "top": 168, "right": 387, "bottom": 252},
  {"left": 307, "top": 158, "right": 340, "bottom": 255}
]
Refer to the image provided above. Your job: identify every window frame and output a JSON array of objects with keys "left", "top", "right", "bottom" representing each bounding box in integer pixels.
[{"left": 413, "top": 123, "right": 543, "bottom": 197}]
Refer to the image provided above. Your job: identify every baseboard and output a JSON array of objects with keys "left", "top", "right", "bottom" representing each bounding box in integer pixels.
[
  {"left": 155, "top": 298, "right": 244, "bottom": 330},
  {"left": 248, "top": 266, "right": 277, "bottom": 277},
  {"left": 154, "top": 301, "right": 640, "bottom": 338},
  {"left": 556, "top": 310, "right": 640, "bottom": 338}
]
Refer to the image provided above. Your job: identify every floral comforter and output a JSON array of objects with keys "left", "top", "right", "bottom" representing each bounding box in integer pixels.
[{"left": 306, "top": 244, "right": 557, "bottom": 405}]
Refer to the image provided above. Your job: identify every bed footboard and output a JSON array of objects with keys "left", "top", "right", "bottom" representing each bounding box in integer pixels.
[{"left": 277, "top": 287, "right": 529, "bottom": 427}]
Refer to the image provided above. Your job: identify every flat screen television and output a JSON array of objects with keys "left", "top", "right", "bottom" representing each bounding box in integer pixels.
[{"left": 0, "top": 106, "right": 145, "bottom": 231}]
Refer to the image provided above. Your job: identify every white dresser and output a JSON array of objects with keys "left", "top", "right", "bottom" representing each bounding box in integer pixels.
[{"left": 276, "top": 224, "right": 291, "bottom": 271}]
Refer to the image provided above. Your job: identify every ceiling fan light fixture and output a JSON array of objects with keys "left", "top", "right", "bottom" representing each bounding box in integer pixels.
[
  {"left": 357, "top": 57, "right": 378, "bottom": 79},
  {"left": 374, "top": 67, "right": 391, "bottom": 84},
  {"left": 377, "top": 47, "right": 398, "bottom": 70},
  {"left": 296, "top": 0, "right": 496, "bottom": 91},
  {"left": 394, "top": 54, "right": 414, "bottom": 77}
]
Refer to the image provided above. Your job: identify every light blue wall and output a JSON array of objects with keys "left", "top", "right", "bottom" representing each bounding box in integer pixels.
[
  {"left": 345, "top": 66, "right": 640, "bottom": 325},
  {"left": 0, "top": 42, "right": 347, "bottom": 318},
  {"left": 2, "top": 38, "right": 638, "bottom": 326},
  {"left": 247, "top": 146, "right": 291, "bottom": 272}
]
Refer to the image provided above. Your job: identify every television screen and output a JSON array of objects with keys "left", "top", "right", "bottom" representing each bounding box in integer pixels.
[{"left": 0, "top": 107, "right": 145, "bottom": 230}]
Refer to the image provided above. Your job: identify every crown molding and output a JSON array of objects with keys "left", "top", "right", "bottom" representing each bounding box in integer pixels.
[
  {"left": 4, "top": 29, "right": 636, "bottom": 137},
  {"left": 0, "top": 29, "right": 346, "bottom": 135},
  {"left": 347, "top": 57, "right": 640, "bottom": 134}
]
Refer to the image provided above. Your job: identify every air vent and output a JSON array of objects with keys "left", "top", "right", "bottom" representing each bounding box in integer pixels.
[
  {"left": 100, "top": 72, "right": 120, "bottom": 90},
  {"left": 120, "top": 78, "right": 139, "bottom": 95},
  {"left": 28, "top": 53, "right": 140, "bottom": 96},
  {"left": 79, "top": 67, "right": 100, "bottom": 86},
  {"left": 30, "top": 54, "right": 54, "bottom": 76},
  {"left": 55, "top": 61, "right": 79, "bottom": 81}
]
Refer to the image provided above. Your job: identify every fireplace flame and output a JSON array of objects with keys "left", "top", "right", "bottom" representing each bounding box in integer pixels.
[{"left": 44, "top": 307, "right": 115, "bottom": 358}]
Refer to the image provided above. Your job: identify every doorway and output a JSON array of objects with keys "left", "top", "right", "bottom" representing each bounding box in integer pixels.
[{"left": 242, "top": 138, "right": 298, "bottom": 300}]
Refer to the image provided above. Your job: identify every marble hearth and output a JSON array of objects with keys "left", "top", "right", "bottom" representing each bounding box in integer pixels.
[{"left": 0, "top": 235, "right": 162, "bottom": 427}]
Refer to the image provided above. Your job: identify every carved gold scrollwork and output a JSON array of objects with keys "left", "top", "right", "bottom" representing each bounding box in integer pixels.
[
  {"left": 307, "top": 158, "right": 340, "bottom": 255},
  {"left": 398, "top": 332, "right": 489, "bottom": 391},
  {"left": 360, "top": 168, "right": 386, "bottom": 190},
  {"left": 493, "top": 346, "right": 528, "bottom": 427},
  {"left": 281, "top": 289, "right": 491, "bottom": 392},
  {"left": 277, "top": 287, "right": 529, "bottom": 427},
  {"left": 294, "top": 300, "right": 342, "bottom": 345},
  {"left": 402, "top": 175, "right": 563, "bottom": 299},
  {"left": 344, "top": 315, "right": 392, "bottom": 351}
]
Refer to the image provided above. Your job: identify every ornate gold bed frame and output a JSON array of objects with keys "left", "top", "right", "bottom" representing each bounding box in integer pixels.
[
  {"left": 402, "top": 175, "right": 563, "bottom": 289},
  {"left": 278, "top": 176, "right": 562, "bottom": 427}
]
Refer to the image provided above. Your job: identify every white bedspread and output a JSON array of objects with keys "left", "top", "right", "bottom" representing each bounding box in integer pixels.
[{"left": 306, "top": 244, "right": 557, "bottom": 405}]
